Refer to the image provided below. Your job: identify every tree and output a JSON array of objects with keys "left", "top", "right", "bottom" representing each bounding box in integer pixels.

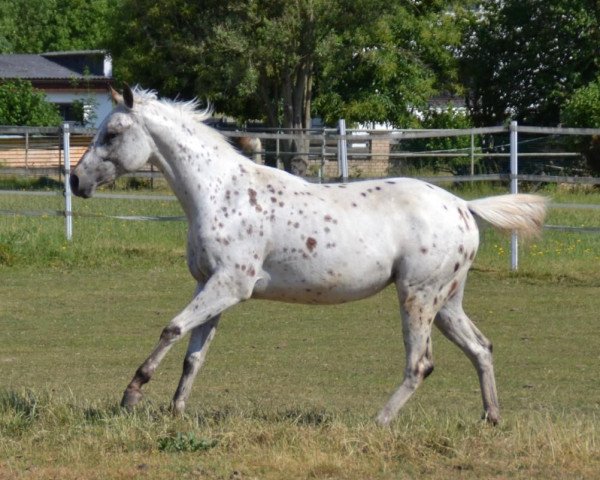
[
  {"left": 0, "top": 0, "right": 112, "bottom": 53},
  {"left": 459, "top": 0, "right": 600, "bottom": 126},
  {"left": 108, "top": 0, "right": 468, "bottom": 168},
  {"left": 109, "top": 0, "right": 324, "bottom": 167},
  {"left": 313, "top": 1, "right": 472, "bottom": 127},
  {"left": 0, "top": 80, "right": 62, "bottom": 126}
]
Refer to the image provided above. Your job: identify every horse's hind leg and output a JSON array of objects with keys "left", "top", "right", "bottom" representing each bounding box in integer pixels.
[
  {"left": 435, "top": 285, "right": 500, "bottom": 424},
  {"left": 376, "top": 291, "right": 437, "bottom": 426},
  {"left": 171, "top": 316, "right": 220, "bottom": 414}
]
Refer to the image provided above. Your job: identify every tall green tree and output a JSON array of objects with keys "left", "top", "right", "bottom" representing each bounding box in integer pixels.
[
  {"left": 459, "top": 0, "right": 600, "bottom": 126},
  {"left": 314, "top": 0, "right": 471, "bottom": 127},
  {"left": 108, "top": 0, "right": 467, "bottom": 167},
  {"left": 0, "top": 80, "right": 62, "bottom": 126},
  {"left": 0, "top": 0, "right": 113, "bottom": 53}
]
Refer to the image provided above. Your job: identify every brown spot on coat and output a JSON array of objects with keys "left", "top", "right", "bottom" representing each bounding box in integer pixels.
[
  {"left": 248, "top": 188, "right": 258, "bottom": 206},
  {"left": 306, "top": 237, "right": 317, "bottom": 252},
  {"left": 457, "top": 207, "right": 471, "bottom": 231}
]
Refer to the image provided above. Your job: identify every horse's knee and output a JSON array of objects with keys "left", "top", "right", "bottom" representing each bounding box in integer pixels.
[{"left": 161, "top": 325, "right": 182, "bottom": 342}]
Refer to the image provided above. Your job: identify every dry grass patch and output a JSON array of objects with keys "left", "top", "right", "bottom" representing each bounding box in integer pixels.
[{"left": 1, "top": 391, "right": 598, "bottom": 479}]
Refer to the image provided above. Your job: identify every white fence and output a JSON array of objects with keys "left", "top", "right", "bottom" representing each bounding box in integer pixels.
[{"left": 1, "top": 122, "right": 600, "bottom": 270}]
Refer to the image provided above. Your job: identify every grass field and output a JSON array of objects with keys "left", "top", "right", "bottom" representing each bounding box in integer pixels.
[{"left": 1, "top": 182, "right": 599, "bottom": 478}]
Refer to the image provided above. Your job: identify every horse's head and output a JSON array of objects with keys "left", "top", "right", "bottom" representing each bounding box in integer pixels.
[{"left": 70, "top": 85, "right": 155, "bottom": 198}]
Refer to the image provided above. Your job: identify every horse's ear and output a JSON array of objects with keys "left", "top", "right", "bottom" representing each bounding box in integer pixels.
[
  {"left": 123, "top": 83, "right": 134, "bottom": 109},
  {"left": 109, "top": 85, "right": 122, "bottom": 105}
]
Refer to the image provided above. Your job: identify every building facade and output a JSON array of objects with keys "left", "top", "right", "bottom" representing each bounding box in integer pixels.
[{"left": 0, "top": 50, "right": 113, "bottom": 127}]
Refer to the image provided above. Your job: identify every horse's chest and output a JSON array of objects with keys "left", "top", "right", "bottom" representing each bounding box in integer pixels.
[
  {"left": 185, "top": 228, "right": 220, "bottom": 282},
  {"left": 185, "top": 221, "right": 265, "bottom": 282}
]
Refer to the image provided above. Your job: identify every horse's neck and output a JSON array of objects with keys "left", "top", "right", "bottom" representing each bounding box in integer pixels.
[{"left": 143, "top": 108, "right": 240, "bottom": 220}]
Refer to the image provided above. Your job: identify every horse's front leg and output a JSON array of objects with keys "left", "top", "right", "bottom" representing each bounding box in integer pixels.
[
  {"left": 121, "top": 273, "right": 246, "bottom": 410},
  {"left": 171, "top": 315, "right": 220, "bottom": 414}
]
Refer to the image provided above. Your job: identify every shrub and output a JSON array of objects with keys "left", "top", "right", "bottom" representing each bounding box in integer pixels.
[
  {"left": 561, "top": 79, "right": 600, "bottom": 174},
  {"left": 0, "top": 80, "right": 62, "bottom": 126}
]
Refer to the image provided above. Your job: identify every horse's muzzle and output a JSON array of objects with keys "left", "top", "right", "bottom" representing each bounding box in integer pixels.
[{"left": 69, "top": 173, "right": 92, "bottom": 198}]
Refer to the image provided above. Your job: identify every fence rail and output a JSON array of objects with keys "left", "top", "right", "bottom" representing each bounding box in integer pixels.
[{"left": 1, "top": 122, "right": 599, "bottom": 270}]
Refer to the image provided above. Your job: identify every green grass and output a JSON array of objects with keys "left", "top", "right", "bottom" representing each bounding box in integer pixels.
[
  {"left": 1, "top": 182, "right": 600, "bottom": 478},
  {"left": 1, "top": 268, "right": 599, "bottom": 478}
]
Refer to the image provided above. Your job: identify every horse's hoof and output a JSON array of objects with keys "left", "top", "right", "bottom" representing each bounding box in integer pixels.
[
  {"left": 170, "top": 400, "right": 186, "bottom": 416},
  {"left": 121, "top": 388, "right": 143, "bottom": 409},
  {"left": 482, "top": 410, "right": 500, "bottom": 426},
  {"left": 375, "top": 410, "right": 392, "bottom": 427}
]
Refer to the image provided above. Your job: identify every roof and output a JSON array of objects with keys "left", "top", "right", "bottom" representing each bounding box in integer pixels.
[{"left": 0, "top": 50, "right": 111, "bottom": 81}]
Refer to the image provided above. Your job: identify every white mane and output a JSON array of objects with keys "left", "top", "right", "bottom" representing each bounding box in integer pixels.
[
  {"left": 130, "top": 86, "right": 229, "bottom": 151},
  {"left": 131, "top": 86, "right": 213, "bottom": 123}
]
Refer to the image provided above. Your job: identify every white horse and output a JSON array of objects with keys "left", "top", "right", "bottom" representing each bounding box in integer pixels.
[{"left": 70, "top": 86, "right": 546, "bottom": 425}]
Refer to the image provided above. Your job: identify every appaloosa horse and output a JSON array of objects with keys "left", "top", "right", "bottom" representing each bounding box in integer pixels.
[{"left": 70, "top": 86, "right": 546, "bottom": 425}]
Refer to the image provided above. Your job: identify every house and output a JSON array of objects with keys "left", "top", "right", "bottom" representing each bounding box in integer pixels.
[{"left": 0, "top": 50, "right": 113, "bottom": 127}]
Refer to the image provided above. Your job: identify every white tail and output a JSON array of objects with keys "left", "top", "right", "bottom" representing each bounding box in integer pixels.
[{"left": 467, "top": 194, "right": 547, "bottom": 238}]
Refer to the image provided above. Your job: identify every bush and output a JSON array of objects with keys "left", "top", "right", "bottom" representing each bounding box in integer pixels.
[
  {"left": 392, "top": 107, "right": 481, "bottom": 175},
  {"left": 0, "top": 80, "right": 62, "bottom": 126},
  {"left": 561, "top": 79, "right": 600, "bottom": 174}
]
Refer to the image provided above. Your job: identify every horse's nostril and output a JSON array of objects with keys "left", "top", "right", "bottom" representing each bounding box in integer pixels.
[{"left": 70, "top": 173, "right": 79, "bottom": 194}]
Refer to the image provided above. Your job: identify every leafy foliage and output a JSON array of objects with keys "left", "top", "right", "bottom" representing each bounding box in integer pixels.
[
  {"left": 107, "top": 0, "right": 468, "bottom": 130},
  {"left": 393, "top": 107, "right": 481, "bottom": 175},
  {"left": 561, "top": 78, "right": 600, "bottom": 173},
  {"left": 459, "top": 0, "right": 600, "bottom": 126},
  {"left": 0, "top": 0, "right": 111, "bottom": 53},
  {"left": 0, "top": 80, "right": 62, "bottom": 126},
  {"left": 314, "top": 1, "right": 471, "bottom": 127},
  {"left": 561, "top": 79, "right": 600, "bottom": 128}
]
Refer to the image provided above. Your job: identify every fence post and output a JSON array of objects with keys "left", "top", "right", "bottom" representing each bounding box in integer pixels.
[
  {"left": 276, "top": 133, "right": 281, "bottom": 170},
  {"left": 510, "top": 120, "right": 518, "bottom": 270},
  {"left": 337, "top": 119, "right": 348, "bottom": 182},
  {"left": 25, "top": 131, "right": 29, "bottom": 170},
  {"left": 63, "top": 123, "right": 73, "bottom": 241},
  {"left": 470, "top": 131, "right": 475, "bottom": 177},
  {"left": 320, "top": 128, "right": 326, "bottom": 183}
]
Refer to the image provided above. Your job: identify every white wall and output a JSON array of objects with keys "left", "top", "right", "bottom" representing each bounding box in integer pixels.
[{"left": 45, "top": 91, "right": 112, "bottom": 128}]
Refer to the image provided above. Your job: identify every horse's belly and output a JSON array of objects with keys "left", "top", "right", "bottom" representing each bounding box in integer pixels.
[{"left": 251, "top": 260, "right": 394, "bottom": 305}]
